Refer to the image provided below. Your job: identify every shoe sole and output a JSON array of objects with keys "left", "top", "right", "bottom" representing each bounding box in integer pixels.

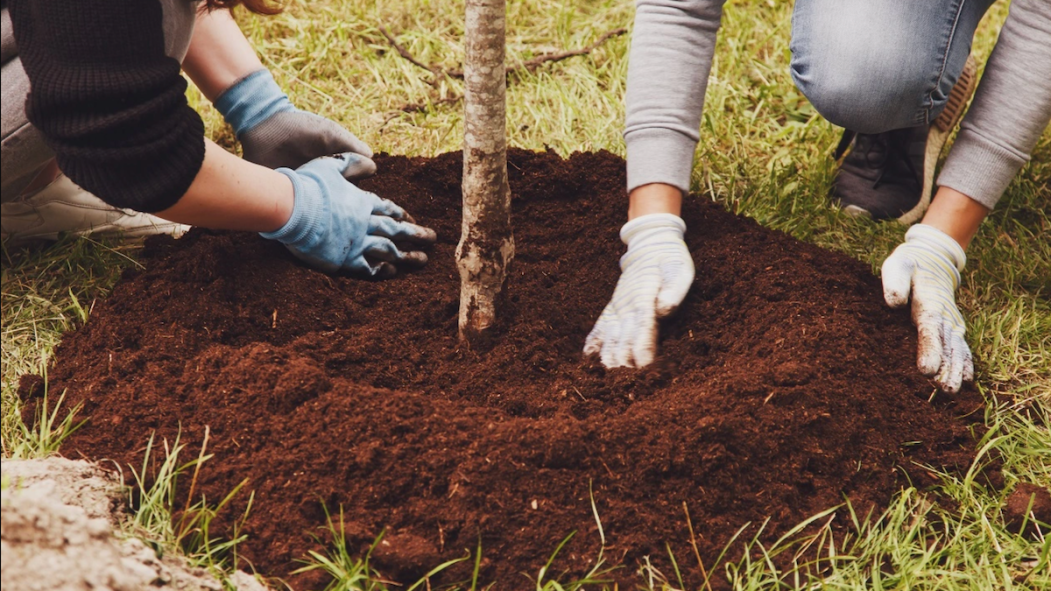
[
  {"left": 898, "top": 55, "right": 978, "bottom": 225},
  {"left": 842, "top": 205, "right": 873, "bottom": 219},
  {"left": 1, "top": 224, "right": 190, "bottom": 244},
  {"left": 2, "top": 189, "right": 190, "bottom": 243},
  {"left": 1, "top": 173, "right": 192, "bottom": 243},
  {"left": 7, "top": 223, "right": 189, "bottom": 241},
  {"left": 1, "top": 208, "right": 190, "bottom": 242}
]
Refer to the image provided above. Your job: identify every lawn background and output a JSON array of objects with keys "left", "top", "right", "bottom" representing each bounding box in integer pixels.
[{"left": 2, "top": 0, "right": 1048, "bottom": 588}]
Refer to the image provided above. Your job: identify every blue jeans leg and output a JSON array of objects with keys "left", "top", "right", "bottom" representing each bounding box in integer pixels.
[{"left": 790, "top": 0, "right": 996, "bottom": 134}]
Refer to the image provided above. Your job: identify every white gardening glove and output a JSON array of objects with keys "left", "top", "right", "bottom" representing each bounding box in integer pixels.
[
  {"left": 882, "top": 224, "right": 972, "bottom": 393},
  {"left": 584, "top": 213, "right": 695, "bottom": 367}
]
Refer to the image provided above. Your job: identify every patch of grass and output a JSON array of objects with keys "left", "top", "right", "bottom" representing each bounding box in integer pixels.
[
  {"left": 126, "top": 430, "right": 255, "bottom": 582},
  {"left": 529, "top": 484, "right": 620, "bottom": 590},
  {"left": 192, "top": 0, "right": 633, "bottom": 158},
  {"left": 295, "top": 482, "right": 620, "bottom": 591},
  {"left": 1, "top": 236, "right": 141, "bottom": 456},
  {"left": 10, "top": 383, "right": 85, "bottom": 459},
  {"left": 293, "top": 506, "right": 469, "bottom": 591},
  {"left": 293, "top": 522, "right": 392, "bottom": 591},
  {"left": 527, "top": 531, "right": 616, "bottom": 591},
  {"left": 2, "top": 0, "right": 1048, "bottom": 589}
]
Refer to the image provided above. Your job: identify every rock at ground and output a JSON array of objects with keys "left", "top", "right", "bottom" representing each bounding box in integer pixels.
[{"left": 1, "top": 458, "right": 266, "bottom": 591}]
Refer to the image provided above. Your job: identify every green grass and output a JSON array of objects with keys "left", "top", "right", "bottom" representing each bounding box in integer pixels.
[
  {"left": 2, "top": 236, "right": 140, "bottom": 457},
  {"left": 292, "top": 510, "right": 471, "bottom": 591},
  {"left": 2, "top": 0, "right": 1048, "bottom": 588},
  {"left": 292, "top": 519, "right": 395, "bottom": 591},
  {"left": 125, "top": 430, "right": 256, "bottom": 584},
  {"left": 9, "top": 386, "right": 85, "bottom": 458}
]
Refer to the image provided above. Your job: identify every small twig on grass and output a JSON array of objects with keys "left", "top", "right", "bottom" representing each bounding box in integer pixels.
[
  {"left": 400, "top": 94, "right": 464, "bottom": 114},
  {"left": 378, "top": 26, "right": 446, "bottom": 85},
  {"left": 382, "top": 26, "right": 627, "bottom": 81},
  {"left": 380, "top": 26, "right": 628, "bottom": 114},
  {"left": 379, "top": 95, "right": 464, "bottom": 125},
  {"left": 513, "top": 27, "right": 627, "bottom": 76}
]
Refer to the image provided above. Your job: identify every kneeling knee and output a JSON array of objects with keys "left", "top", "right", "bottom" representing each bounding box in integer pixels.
[{"left": 790, "top": 50, "right": 929, "bottom": 133}]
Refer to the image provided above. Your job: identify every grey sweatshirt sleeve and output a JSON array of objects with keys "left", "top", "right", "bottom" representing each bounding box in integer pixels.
[
  {"left": 937, "top": 0, "right": 1051, "bottom": 210},
  {"left": 624, "top": 0, "right": 726, "bottom": 194}
]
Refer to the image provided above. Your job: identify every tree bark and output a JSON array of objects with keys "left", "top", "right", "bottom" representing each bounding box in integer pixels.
[{"left": 457, "top": 0, "right": 513, "bottom": 343}]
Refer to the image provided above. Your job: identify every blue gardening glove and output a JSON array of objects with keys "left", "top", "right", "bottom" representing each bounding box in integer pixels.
[
  {"left": 262, "top": 153, "right": 437, "bottom": 276},
  {"left": 215, "top": 70, "right": 375, "bottom": 172},
  {"left": 882, "top": 224, "right": 972, "bottom": 393},
  {"left": 584, "top": 213, "right": 695, "bottom": 367}
]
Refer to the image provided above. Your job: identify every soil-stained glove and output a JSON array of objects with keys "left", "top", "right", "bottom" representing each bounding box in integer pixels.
[
  {"left": 215, "top": 70, "right": 375, "bottom": 171},
  {"left": 882, "top": 224, "right": 971, "bottom": 393},
  {"left": 584, "top": 213, "right": 695, "bottom": 367},
  {"left": 262, "top": 153, "right": 437, "bottom": 276}
]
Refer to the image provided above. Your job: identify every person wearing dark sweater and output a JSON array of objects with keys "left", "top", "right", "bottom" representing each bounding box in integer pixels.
[
  {"left": 584, "top": 0, "right": 1050, "bottom": 393},
  {"left": 1, "top": 0, "right": 434, "bottom": 276}
]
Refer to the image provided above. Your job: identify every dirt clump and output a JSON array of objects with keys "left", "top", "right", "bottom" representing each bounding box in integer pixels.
[
  {"left": 24, "top": 150, "right": 986, "bottom": 589},
  {"left": 1004, "top": 483, "right": 1051, "bottom": 537}
]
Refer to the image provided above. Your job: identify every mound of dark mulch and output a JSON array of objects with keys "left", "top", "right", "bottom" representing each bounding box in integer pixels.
[{"left": 25, "top": 150, "right": 985, "bottom": 589}]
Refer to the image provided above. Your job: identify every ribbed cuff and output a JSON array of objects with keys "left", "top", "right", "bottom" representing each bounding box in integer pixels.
[
  {"left": 620, "top": 213, "right": 686, "bottom": 245},
  {"left": 625, "top": 128, "right": 697, "bottom": 194},
  {"left": 907, "top": 224, "right": 967, "bottom": 271},
  {"left": 260, "top": 168, "right": 322, "bottom": 245},
  {"left": 937, "top": 128, "right": 1026, "bottom": 210},
  {"left": 214, "top": 69, "right": 294, "bottom": 136}
]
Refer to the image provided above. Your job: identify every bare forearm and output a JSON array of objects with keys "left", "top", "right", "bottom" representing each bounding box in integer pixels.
[
  {"left": 157, "top": 140, "right": 293, "bottom": 232},
  {"left": 921, "top": 186, "right": 990, "bottom": 250},
  {"left": 628, "top": 183, "right": 683, "bottom": 220},
  {"left": 182, "top": 8, "right": 264, "bottom": 100}
]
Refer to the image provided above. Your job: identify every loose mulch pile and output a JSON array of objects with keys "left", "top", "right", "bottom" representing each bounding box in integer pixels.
[{"left": 24, "top": 150, "right": 986, "bottom": 589}]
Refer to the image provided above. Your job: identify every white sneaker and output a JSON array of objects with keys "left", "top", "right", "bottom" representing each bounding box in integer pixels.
[{"left": 0, "top": 174, "right": 190, "bottom": 242}]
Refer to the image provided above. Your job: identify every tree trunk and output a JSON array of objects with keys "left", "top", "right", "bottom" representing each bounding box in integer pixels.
[{"left": 457, "top": 0, "right": 513, "bottom": 343}]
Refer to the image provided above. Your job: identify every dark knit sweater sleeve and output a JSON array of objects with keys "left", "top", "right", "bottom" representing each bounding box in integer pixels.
[{"left": 8, "top": 0, "right": 204, "bottom": 212}]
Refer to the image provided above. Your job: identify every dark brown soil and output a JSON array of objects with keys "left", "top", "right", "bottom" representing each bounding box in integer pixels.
[{"left": 26, "top": 150, "right": 986, "bottom": 589}]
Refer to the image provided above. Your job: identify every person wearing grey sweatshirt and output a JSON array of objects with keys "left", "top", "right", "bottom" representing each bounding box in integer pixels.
[{"left": 584, "top": 0, "right": 1050, "bottom": 394}]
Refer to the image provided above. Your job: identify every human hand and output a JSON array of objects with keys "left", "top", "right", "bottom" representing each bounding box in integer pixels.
[
  {"left": 882, "top": 224, "right": 972, "bottom": 393},
  {"left": 262, "top": 152, "right": 436, "bottom": 276},
  {"left": 584, "top": 213, "right": 694, "bottom": 367},
  {"left": 215, "top": 70, "right": 375, "bottom": 171}
]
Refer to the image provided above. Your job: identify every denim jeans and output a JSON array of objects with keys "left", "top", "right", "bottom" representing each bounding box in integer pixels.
[{"left": 790, "top": 0, "right": 997, "bottom": 134}]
